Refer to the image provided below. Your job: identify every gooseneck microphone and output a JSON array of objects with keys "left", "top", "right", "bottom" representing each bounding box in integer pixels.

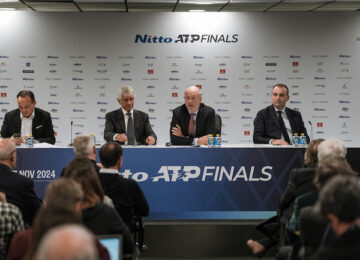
[
  {"left": 308, "top": 121, "right": 313, "bottom": 141},
  {"left": 69, "top": 121, "right": 74, "bottom": 146}
]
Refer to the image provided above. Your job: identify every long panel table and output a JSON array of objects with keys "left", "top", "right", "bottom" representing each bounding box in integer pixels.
[{"left": 14, "top": 145, "right": 314, "bottom": 220}]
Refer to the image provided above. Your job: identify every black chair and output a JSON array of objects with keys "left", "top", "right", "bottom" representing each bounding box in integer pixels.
[{"left": 132, "top": 215, "right": 147, "bottom": 252}]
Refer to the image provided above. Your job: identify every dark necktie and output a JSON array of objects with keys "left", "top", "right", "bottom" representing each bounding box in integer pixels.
[
  {"left": 188, "top": 113, "right": 195, "bottom": 137},
  {"left": 277, "top": 110, "right": 290, "bottom": 144},
  {"left": 127, "top": 112, "right": 135, "bottom": 145}
]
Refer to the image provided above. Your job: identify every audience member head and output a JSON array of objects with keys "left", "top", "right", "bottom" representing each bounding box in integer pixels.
[
  {"left": 314, "top": 156, "right": 354, "bottom": 190},
  {"left": 73, "top": 134, "right": 96, "bottom": 160},
  {"left": 117, "top": 85, "right": 135, "bottom": 113},
  {"left": 304, "top": 138, "right": 325, "bottom": 167},
  {"left": 63, "top": 157, "right": 104, "bottom": 208},
  {"left": 16, "top": 90, "right": 36, "bottom": 118},
  {"left": 44, "top": 178, "right": 83, "bottom": 212},
  {"left": 99, "top": 142, "right": 123, "bottom": 169},
  {"left": 184, "top": 86, "right": 202, "bottom": 113},
  {"left": 316, "top": 175, "right": 360, "bottom": 236},
  {"left": 0, "top": 138, "right": 16, "bottom": 169},
  {"left": 36, "top": 224, "right": 98, "bottom": 260},
  {"left": 317, "top": 138, "right": 347, "bottom": 162}
]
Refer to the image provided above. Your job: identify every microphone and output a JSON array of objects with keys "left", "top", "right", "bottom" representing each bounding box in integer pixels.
[
  {"left": 308, "top": 121, "right": 313, "bottom": 141},
  {"left": 69, "top": 121, "right": 74, "bottom": 146}
]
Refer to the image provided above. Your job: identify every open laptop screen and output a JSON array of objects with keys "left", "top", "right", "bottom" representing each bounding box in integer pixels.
[{"left": 98, "top": 235, "right": 122, "bottom": 260}]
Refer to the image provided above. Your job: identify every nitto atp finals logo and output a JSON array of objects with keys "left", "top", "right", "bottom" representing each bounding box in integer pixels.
[{"left": 135, "top": 34, "right": 239, "bottom": 44}]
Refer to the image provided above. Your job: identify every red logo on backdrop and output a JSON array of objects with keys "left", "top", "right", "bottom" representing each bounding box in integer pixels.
[
  {"left": 196, "top": 84, "right": 202, "bottom": 89},
  {"left": 54, "top": 131, "right": 57, "bottom": 136},
  {"left": 244, "top": 131, "right": 250, "bottom": 136},
  {"left": 317, "top": 122, "right": 323, "bottom": 127},
  {"left": 172, "top": 93, "right": 178, "bottom": 97},
  {"left": 148, "top": 69, "right": 154, "bottom": 74},
  {"left": 220, "top": 69, "right": 226, "bottom": 74},
  {"left": 292, "top": 62, "right": 299, "bottom": 66},
  {"left": 1, "top": 93, "right": 7, "bottom": 97}
]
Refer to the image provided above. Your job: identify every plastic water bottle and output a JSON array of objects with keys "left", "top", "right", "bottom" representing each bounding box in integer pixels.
[
  {"left": 215, "top": 134, "right": 221, "bottom": 148},
  {"left": 292, "top": 133, "right": 299, "bottom": 146},
  {"left": 90, "top": 133, "right": 96, "bottom": 146},
  {"left": 300, "top": 133, "right": 307, "bottom": 147},
  {"left": 27, "top": 134, "right": 34, "bottom": 147},
  {"left": 208, "top": 134, "right": 214, "bottom": 147}
]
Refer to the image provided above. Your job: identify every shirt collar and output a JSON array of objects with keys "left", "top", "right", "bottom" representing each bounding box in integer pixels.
[
  {"left": 99, "top": 168, "right": 120, "bottom": 174},
  {"left": 20, "top": 110, "right": 35, "bottom": 120},
  {"left": 274, "top": 106, "right": 286, "bottom": 113},
  {"left": 122, "top": 108, "right": 133, "bottom": 116}
]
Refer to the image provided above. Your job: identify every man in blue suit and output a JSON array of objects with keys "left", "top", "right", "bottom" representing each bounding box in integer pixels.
[{"left": 253, "top": 83, "right": 309, "bottom": 145}]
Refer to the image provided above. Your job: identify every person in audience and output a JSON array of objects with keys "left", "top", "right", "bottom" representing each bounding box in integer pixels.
[
  {"left": 63, "top": 157, "right": 135, "bottom": 255},
  {"left": 285, "top": 156, "right": 355, "bottom": 259},
  {"left": 99, "top": 142, "right": 149, "bottom": 230},
  {"left": 8, "top": 178, "right": 110, "bottom": 260},
  {"left": 36, "top": 224, "right": 98, "bottom": 260},
  {"left": 104, "top": 85, "right": 157, "bottom": 145},
  {"left": 253, "top": 83, "right": 309, "bottom": 145},
  {"left": 317, "top": 137, "right": 347, "bottom": 162},
  {"left": 0, "top": 192, "right": 24, "bottom": 256},
  {"left": 247, "top": 139, "right": 324, "bottom": 257},
  {"left": 0, "top": 138, "right": 41, "bottom": 226},
  {"left": 0, "top": 90, "right": 55, "bottom": 145},
  {"left": 170, "top": 85, "right": 215, "bottom": 145},
  {"left": 310, "top": 175, "right": 360, "bottom": 260}
]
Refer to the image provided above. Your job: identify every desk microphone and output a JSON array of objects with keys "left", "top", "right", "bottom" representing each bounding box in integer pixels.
[
  {"left": 308, "top": 121, "right": 313, "bottom": 141},
  {"left": 69, "top": 121, "right": 74, "bottom": 146}
]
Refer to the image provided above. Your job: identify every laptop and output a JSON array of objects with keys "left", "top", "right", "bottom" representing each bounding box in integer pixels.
[{"left": 98, "top": 235, "right": 123, "bottom": 260}]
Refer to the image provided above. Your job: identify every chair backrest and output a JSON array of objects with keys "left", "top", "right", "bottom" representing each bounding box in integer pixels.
[{"left": 215, "top": 113, "right": 222, "bottom": 136}]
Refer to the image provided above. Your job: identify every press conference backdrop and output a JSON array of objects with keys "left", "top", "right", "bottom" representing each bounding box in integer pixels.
[{"left": 0, "top": 12, "right": 358, "bottom": 145}]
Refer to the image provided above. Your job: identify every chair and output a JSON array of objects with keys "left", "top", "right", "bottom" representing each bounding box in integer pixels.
[{"left": 131, "top": 216, "right": 147, "bottom": 252}]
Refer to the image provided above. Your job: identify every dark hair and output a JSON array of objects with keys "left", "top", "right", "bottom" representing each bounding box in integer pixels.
[
  {"left": 272, "top": 83, "right": 289, "bottom": 96},
  {"left": 314, "top": 156, "right": 354, "bottom": 189},
  {"left": 99, "top": 142, "right": 123, "bottom": 168},
  {"left": 63, "top": 157, "right": 104, "bottom": 206},
  {"left": 17, "top": 90, "right": 35, "bottom": 103},
  {"left": 318, "top": 175, "right": 360, "bottom": 223},
  {"left": 304, "top": 138, "right": 325, "bottom": 167}
]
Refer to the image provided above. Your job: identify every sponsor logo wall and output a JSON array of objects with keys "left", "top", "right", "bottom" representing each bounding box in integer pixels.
[{"left": 0, "top": 12, "right": 358, "bottom": 146}]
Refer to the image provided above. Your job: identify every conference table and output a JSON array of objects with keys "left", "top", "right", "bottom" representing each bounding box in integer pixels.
[{"left": 13, "top": 144, "right": 316, "bottom": 220}]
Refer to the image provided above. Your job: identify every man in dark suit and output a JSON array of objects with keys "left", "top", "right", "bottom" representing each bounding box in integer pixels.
[
  {"left": 0, "top": 138, "right": 41, "bottom": 226},
  {"left": 99, "top": 142, "right": 149, "bottom": 230},
  {"left": 253, "top": 83, "right": 309, "bottom": 145},
  {"left": 1, "top": 90, "right": 55, "bottom": 145},
  {"left": 170, "top": 86, "right": 215, "bottom": 145},
  {"left": 104, "top": 85, "right": 156, "bottom": 145}
]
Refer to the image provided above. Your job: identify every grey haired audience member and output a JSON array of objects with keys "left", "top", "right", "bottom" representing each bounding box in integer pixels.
[
  {"left": 73, "top": 134, "right": 95, "bottom": 157},
  {"left": 36, "top": 224, "right": 98, "bottom": 260},
  {"left": 317, "top": 138, "right": 347, "bottom": 162}
]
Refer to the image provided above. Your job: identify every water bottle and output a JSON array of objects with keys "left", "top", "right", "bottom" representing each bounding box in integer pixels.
[
  {"left": 208, "top": 134, "right": 214, "bottom": 148},
  {"left": 27, "top": 134, "right": 34, "bottom": 147},
  {"left": 215, "top": 134, "right": 221, "bottom": 148},
  {"left": 90, "top": 133, "right": 96, "bottom": 146},
  {"left": 300, "top": 133, "right": 307, "bottom": 147},
  {"left": 292, "top": 133, "right": 299, "bottom": 147}
]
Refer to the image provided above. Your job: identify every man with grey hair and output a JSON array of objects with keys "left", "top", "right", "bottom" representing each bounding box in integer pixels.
[
  {"left": 0, "top": 138, "right": 41, "bottom": 225},
  {"left": 104, "top": 85, "right": 157, "bottom": 145},
  {"left": 310, "top": 175, "right": 360, "bottom": 259},
  {"left": 317, "top": 137, "right": 347, "bottom": 162},
  {"left": 36, "top": 224, "right": 98, "bottom": 260},
  {"left": 170, "top": 86, "right": 215, "bottom": 145}
]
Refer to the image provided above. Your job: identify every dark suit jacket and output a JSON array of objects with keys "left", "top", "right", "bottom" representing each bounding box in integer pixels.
[
  {"left": 104, "top": 109, "right": 156, "bottom": 145},
  {"left": 98, "top": 169, "right": 149, "bottom": 230},
  {"left": 1, "top": 107, "right": 55, "bottom": 144},
  {"left": 0, "top": 163, "right": 41, "bottom": 226},
  {"left": 170, "top": 103, "right": 215, "bottom": 145},
  {"left": 253, "top": 105, "right": 309, "bottom": 144}
]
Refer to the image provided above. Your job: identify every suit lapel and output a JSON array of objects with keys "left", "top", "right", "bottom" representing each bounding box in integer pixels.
[
  {"left": 118, "top": 109, "right": 126, "bottom": 133},
  {"left": 270, "top": 106, "right": 281, "bottom": 129},
  {"left": 32, "top": 109, "right": 40, "bottom": 136},
  {"left": 285, "top": 108, "right": 295, "bottom": 132},
  {"left": 195, "top": 104, "right": 203, "bottom": 136},
  {"left": 14, "top": 110, "right": 21, "bottom": 134},
  {"left": 133, "top": 110, "right": 140, "bottom": 140}
]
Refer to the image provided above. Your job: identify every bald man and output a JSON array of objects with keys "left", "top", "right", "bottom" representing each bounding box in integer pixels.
[{"left": 170, "top": 86, "right": 215, "bottom": 145}]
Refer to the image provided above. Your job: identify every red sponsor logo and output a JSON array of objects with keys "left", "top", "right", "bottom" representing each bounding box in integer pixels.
[
  {"left": 220, "top": 69, "right": 226, "bottom": 74},
  {"left": 196, "top": 84, "right": 202, "bottom": 89},
  {"left": 0, "top": 93, "right": 6, "bottom": 97},
  {"left": 148, "top": 69, "right": 154, "bottom": 74},
  {"left": 172, "top": 92, "right": 178, "bottom": 97},
  {"left": 54, "top": 131, "right": 57, "bottom": 136},
  {"left": 292, "top": 62, "right": 299, "bottom": 66},
  {"left": 317, "top": 122, "right": 323, "bottom": 127},
  {"left": 244, "top": 130, "right": 251, "bottom": 136}
]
